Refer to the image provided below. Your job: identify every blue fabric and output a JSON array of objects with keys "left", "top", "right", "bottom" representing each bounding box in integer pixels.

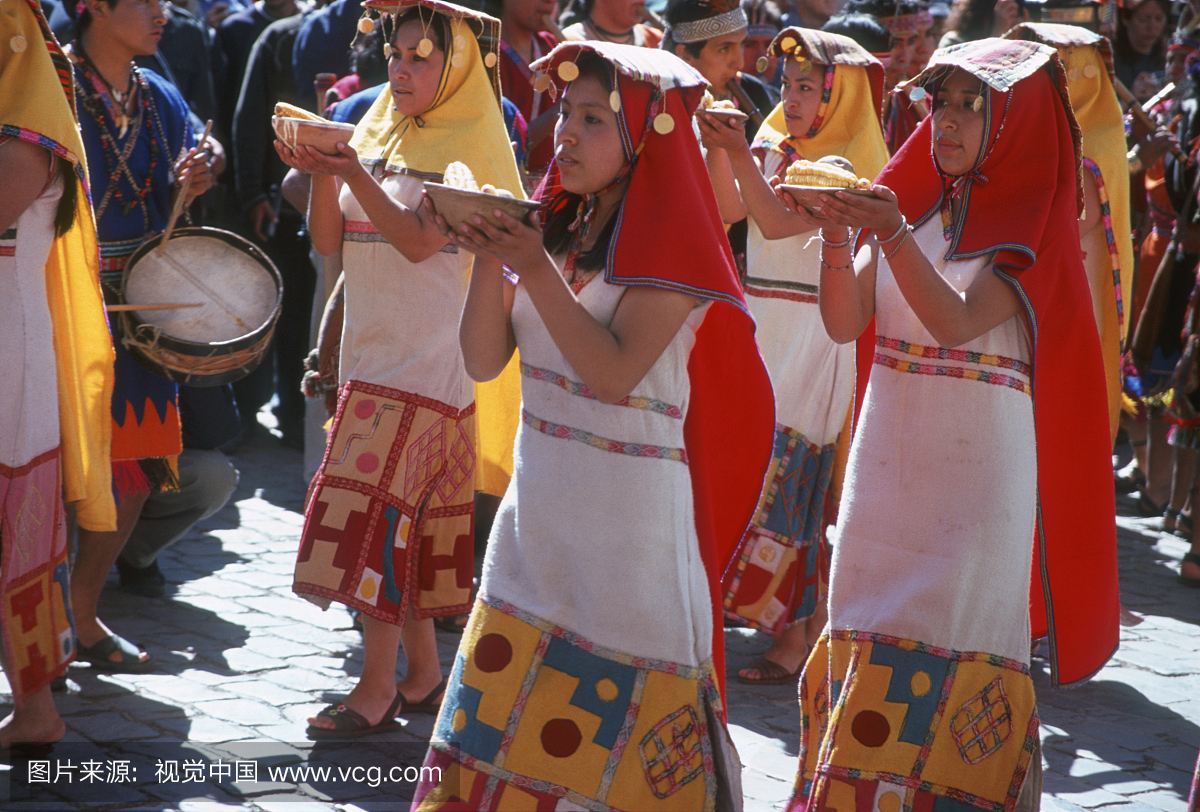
[
  {"left": 76, "top": 66, "right": 191, "bottom": 437},
  {"left": 293, "top": 0, "right": 363, "bottom": 108},
  {"left": 329, "top": 86, "right": 527, "bottom": 166},
  {"left": 329, "top": 83, "right": 384, "bottom": 125}
]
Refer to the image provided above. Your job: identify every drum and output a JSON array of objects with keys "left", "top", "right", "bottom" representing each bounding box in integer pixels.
[{"left": 119, "top": 227, "right": 283, "bottom": 387}]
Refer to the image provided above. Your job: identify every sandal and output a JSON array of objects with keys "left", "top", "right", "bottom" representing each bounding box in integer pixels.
[
  {"left": 399, "top": 677, "right": 447, "bottom": 714},
  {"left": 1180, "top": 552, "right": 1200, "bottom": 588},
  {"left": 1114, "top": 463, "right": 1146, "bottom": 494},
  {"left": 75, "top": 633, "right": 153, "bottom": 674},
  {"left": 736, "top": 656, "right": 802, "bottom": 685},
  {"left": 306, "top": 691, "right": 404, "bottom": 740},
  {"left": 1135, "top": 492, "right": 1164, "bottom": 518}
]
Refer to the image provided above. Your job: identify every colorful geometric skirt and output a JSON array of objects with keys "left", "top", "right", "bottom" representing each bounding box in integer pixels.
[
  {"left": 414, "top": 596, "right": 741, "bottom": 811},
  {"left": 0, "top": 447, "right": 74, "bottom": 705},
  {"left": 788, "top": 631, "right": 1039, "bottom": 812},
  {"left": 722, "top": 423, "right": 835, "bottom": 633},
  {"left": 293, "top": 380, "right": 475, "bottom": 623}
]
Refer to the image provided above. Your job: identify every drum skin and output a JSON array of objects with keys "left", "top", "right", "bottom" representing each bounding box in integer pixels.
[{"left": 120, "top": 227, "right": 283, "bottom": 387}]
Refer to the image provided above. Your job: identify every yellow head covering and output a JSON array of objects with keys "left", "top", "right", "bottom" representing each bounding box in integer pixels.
[
  {"left": 753, "top": 28, "right": 890, "bottom": 182},
  {"left": 1, "top": 0, "right": 114, "bottom": 530},
  {"left": 1006, "top": 23, "right": 1132, "bottom": 438},
  {"left": 352, "top": 0, "right": 524, "bottom": 195}
]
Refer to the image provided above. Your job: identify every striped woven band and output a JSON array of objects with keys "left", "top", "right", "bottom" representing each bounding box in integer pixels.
[
  {"left": 747, "top": 23, "right": 779, "bottom": 38},
  {"left": 880, "top": 10, "right": 932, "bottom": 34},
  {"left": 670, "top": 9, "right": 748, "bottom": 44}
]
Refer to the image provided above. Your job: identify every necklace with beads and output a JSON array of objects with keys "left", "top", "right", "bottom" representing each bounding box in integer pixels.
[
  {"left": 585, "top": 18, "right": 635, "bottom": 44},
  {"left": 75, "top": 44, "right": 135, "bottom": 136},
  {"left": 74, "top": 50, "right": 171, "bottom": 232}
]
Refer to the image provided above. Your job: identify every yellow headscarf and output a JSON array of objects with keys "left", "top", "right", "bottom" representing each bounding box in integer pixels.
[
  {"left": 352, "top": 0, "right": 524, "bottom": 194},
  {"left": 753, "top": 28, "right": 890, "bottom": 183},
  {"left": 1, "top": 0, "right": 115, "bottom": 530},
  {"left": 1006, "top": 23, "right": 1132, "bottom": 439}
]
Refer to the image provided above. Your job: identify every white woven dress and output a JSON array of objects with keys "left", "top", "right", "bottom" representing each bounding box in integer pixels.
[
  {"left": 792, "top": 217, "right": 1041, "bottom": 810},
  {"left": 418, "top": 275, "right": 743, "bottom": 811},
  {"left": 723, "top": 149, "right": 857, "bottom": 633}
]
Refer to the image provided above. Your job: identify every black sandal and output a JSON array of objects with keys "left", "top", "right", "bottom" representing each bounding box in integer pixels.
[{"left": 1180, "top": 552, "right": 1200, "bottom": 588}]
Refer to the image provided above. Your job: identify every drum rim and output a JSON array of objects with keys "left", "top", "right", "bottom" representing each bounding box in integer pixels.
[{"left": 120, "top": 225, "right": 284, "bottom": 352}]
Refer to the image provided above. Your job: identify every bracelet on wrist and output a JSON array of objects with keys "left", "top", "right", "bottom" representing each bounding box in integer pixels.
[
  {"left": 880, "top": 216, "right": 907, "bottom": 245},
  {"left": 820, "top": 228, "right": 853, "bottom": 248},
  {"left": 820, "top": 258, "right": 854, "bottom": 272},
  {"left": 882, "top": 226, "right": 910, "bottom": 260}
]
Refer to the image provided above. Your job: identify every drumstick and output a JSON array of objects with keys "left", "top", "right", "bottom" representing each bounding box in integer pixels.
[
  {"left": 726, "top": 76, "right": 765, "bottom": 130},
  {"left": 639, "top": 5, "right": 666, "bottom": 29},
  {"left": 542, "top": 13, "right": 566, "bottom": 42},
  {"left": 106, "top": 303, "right": 205, "bottom": 312},
  {"left": 1113, "top": 78, "right": 1183, "bottom": 157},
  {"left": 159, "top": 119, "right": 214, "bottom": 254},
  {"left": 1143, "top": 81, "right": 1176, "bottom": 112},
  {"left": 153, "top": 249, "right": 249, "bottom": 331}
]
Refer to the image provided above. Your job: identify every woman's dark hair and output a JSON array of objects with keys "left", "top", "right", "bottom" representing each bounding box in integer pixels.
[
  {"left": 55, "top": 161, "right": 79, "bottom": 237},
  {"left": 541, "top": 52, "right": 624, "bottom": 272},
  {"left": 844, "top": 0, "right": 928, "bottom": 25},
  {"left": 350, "top": 26, "right": 389, "bottom": 85},
  {"left": 822, "top": 13, "right": 891, "bottom": 52},
  {"left": 1113, "top": 0, "right": 1169, "bottom": 66},
  {"left": 68, "top": 0, "right": 120, "bottom": 35},
  {"left": 942, "top": 0, "right": 1000, "bottom": 42}
]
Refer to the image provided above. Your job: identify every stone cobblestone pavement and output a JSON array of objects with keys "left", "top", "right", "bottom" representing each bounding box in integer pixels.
[{"left": 2, "top": 432, "right": 1196, "bottom": 810}]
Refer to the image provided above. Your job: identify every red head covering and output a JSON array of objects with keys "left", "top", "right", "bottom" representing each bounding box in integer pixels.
[
  {"left": 871, "top": 39, "right": 1119, "bottom": 688},
  {"left": 529, "top": 42, "right": 775, "bottom": 700}
]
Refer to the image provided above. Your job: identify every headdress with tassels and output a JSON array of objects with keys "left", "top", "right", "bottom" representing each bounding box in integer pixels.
[
  {"left": 752, "top": 29, "right": 890, "bottom": 183},
  {"left": 349, "top": 0, "right": 523, "bottom": 195}
]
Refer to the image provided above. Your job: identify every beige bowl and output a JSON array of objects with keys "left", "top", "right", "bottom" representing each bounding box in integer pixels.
[
  {"left": 423, "top": 182, "right": 538, "bottom": 232},
  {"left": 779, "top": 184, "right": 878, "bottom": 214},
  {"left": 272, "top": 116, "right": 356, "bottom": 155}
]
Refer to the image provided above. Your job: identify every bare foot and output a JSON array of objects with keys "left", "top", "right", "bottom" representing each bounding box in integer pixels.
[{"left": 0, "top": 688, "right": 66, "bottom": 749}]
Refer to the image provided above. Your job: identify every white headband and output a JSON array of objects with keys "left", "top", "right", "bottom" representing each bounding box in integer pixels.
[{"left": 669, "top": 8, "right": 748, "bottom": 44}]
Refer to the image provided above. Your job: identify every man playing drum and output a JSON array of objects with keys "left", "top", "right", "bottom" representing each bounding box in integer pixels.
[{"left": 66, "top": 0, "right": 215, "bottom": 672}]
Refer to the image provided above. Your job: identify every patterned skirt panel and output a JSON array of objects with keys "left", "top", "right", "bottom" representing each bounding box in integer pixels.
[{"left": 293, "top": 380, "right": 476, "bottom": 623}]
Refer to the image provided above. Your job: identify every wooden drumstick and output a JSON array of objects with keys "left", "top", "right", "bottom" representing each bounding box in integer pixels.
[
  {"left": 107, "top": 303, "right": 205, "bottom": 311},
  {"left": 1113, "top": 78, "right": 1183, "bottom": 157},
  {"left": 639, "top": 5, "right": 666, "bottom": 29},
  {"left": 726, "top": 76, "right": 765, "bottom": 130},
  {"left": 159, "top": 119, "right": 214, "bottom": 254},
  {"left": 542, "top": 13, "right": 567, "bottom": 42}
]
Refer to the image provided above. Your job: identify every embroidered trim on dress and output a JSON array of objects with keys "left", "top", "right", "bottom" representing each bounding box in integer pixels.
[
  {"left": 521, "top": 409, "right": 688, "bottom": 462},
  {"left": 1081, "top": 158, "right": 1125, "bottom": 349},
  {"left": 520, "top": 362, "right": 683, "bottom": 418},
  {"left": 876, "top": 335, "right": 1031, "bottom": 376},
  {"left": 482, "top": 593, "right": 713, "bottom": 678},
  {"left": 743, "top": 276, "right": 819, "bottom": 304}
]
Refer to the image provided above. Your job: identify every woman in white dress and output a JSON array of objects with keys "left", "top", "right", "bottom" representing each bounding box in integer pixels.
[
  {"left": 414, "top": 43, "right": 774, "bottom": 810},
  {"left": 782, "top": 39, "right": 1120, "bottom": 810},
  {"left": 0, "top": 0, "right": 114, "bottom": 748},
  {"left": 699, "top": 27, "right": 889, "bottom": 685},
  {"left": 277, "top": 0, "right": 524, "bottom": 738}
]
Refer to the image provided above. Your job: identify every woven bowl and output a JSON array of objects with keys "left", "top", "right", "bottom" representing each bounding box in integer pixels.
[
  {"left": 423, "top": 182, "right": 538, "bottom": 232},
  {"left": 272, "top": 116, "right": 356, "bottom": 156}
]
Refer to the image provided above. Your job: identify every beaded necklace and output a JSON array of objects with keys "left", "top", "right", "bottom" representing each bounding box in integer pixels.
[{"left": 73, "top": 45, "right": 171, "bottom": 233}]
